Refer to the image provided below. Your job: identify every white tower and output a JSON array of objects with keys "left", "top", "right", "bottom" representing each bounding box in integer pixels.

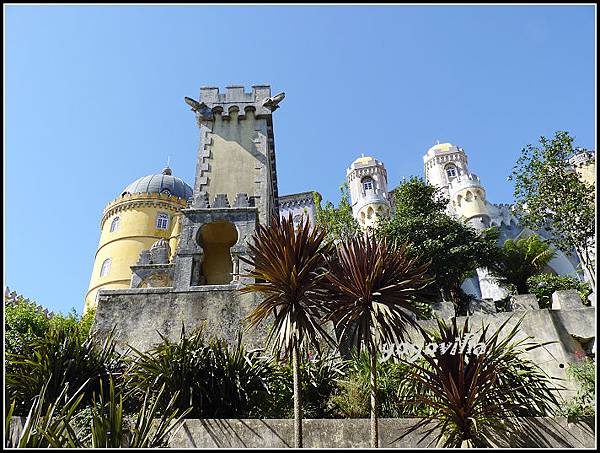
[
  {"left": 346, "top": 155, "right": 391, "bottom": 229},
  {"left": 423, "top": 143, "right": 490, "bottom": 230}
]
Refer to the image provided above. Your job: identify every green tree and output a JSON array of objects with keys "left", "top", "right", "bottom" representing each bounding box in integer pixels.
[
  {"left": 510, "top": 131, "right": 595, "bottom": 286},
  {"left": 377, "top": 177, "right": 500, "bottom": 311},
  {"left": 239, "top": 214, "right": 333, "bottom": 448},
  {"left": 5, "top": 297, "right": 51, "bottom": 358},
  {"left": 322, "top": 234, "right": 434, "bottom": 448},
  {"left": 313, "top": 183, "right": 361, "bottom": 242},
  {"left": 488, "top": 234, "right": 556, "bottom": 294}
]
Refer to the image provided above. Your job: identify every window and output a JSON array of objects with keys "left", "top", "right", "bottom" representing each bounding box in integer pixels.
[
  {"left": 362, "top": 177, "right": 374, "bottom": 191},
  {"left": 156, "top": 213, "right": 169, "bottom": 230},
  {"left": 100, "top": 258, "right": 112, "bottom": 277},
  {"left": 110, "top": 216, "right": 120, "bottom": 232},
  {"left": 446, "top": 166, "right": 457, "bottom": 178}
]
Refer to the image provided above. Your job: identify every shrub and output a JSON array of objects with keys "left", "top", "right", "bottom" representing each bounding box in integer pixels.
[
  {"left": 6, "top": 324, "right": 120, "bottom": 416},
  {"left": 560, "top": 357, "right": 595, "bottom": 417},
  {"left": 327, "top": 349, "right": 427, "bottom": 418},
  {"left": 527, "top": 274, "right": 592, "bottom": 308},
  {"left": 124, "top": 325, "right": 272, "bottom": 419}
]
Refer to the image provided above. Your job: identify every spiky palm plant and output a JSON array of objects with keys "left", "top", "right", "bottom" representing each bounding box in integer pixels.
[
  {"left": 6, "top": 324, "right": 120, "bottom": 416},
  {"left": 395, "top": 316, "right": 562, "bottom": 448},
  {"left": 489, "top": 234, "right": 556, "bottom": 294},
  {"left": 123, "top": 324, "right": 271, "bottom": 419},
  {"left": 321, "top": 234, "right": 434, "bottom": 447},
  {"left": 239, "top": 214, "right": 333, "bottom": 448}
]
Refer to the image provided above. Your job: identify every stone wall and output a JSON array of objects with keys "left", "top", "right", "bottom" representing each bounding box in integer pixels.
[
  {"left": 92, "top": 286, "right": 269, "bottom": 353},
  {"left": 8, "top": 417, "right": 595, "bottom": 448}
]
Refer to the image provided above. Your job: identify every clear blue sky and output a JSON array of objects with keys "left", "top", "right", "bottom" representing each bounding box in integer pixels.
[{"left": 5, "top": 5, "right": 596, "bottom": 315}]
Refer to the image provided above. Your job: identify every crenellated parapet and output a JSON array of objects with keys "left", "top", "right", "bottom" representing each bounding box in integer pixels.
[
  {"left": 196, "top": 85, "right": 277, "bottom": 121},
  {"left": 447, "top": 174, "right": 485, "bottom": 197},
  {"left": 101, "top": 192, "right": 188, "bottom": 229}
]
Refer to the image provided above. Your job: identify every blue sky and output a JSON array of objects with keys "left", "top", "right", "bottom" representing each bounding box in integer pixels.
[{"left": 5, "top": 5, "right": 596, "bottom": 315}]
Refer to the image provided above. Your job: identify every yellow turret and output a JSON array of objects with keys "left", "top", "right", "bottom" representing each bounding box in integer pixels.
[{"left": 84, "top": 168, "right": 192, "bottom": 312}]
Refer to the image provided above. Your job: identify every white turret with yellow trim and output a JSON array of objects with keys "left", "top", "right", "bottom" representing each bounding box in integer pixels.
[
  {"left": 423, "top": 143, "right": 490, "bottom": 230},
  {"left": 346, "top": 155, "right": 391, "bottom": 229},
  {"left": 84, "top": 167, "right": 192, "bottom": 312}
]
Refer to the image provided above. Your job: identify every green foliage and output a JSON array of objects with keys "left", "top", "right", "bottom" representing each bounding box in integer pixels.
[
  {"left": 6, "top": 324, "right": 120, "bottom": 416},
  {"left": 527, "top": 273, "right": 592, "bottom": 309},
  {"left": 5, "top": 295, "right": 97, "bottom": 360},
  {"left": 327, "top": 350, "right": 431, "bottom": 418},
  {"left": 262, "top": 355, "right": 345, "bottom": 419},
  {"left": 488, "top": 234, "right": 556, "bottom": 294},
  {"left": 5, "top": 297, "right": 51, "bottom": 357},
  {"left": 5, "top": 375, "right": 189, "bottom": 448},
  {"left": 510, "top": 131, "right": 595, "bottom": 285},
  {"left": 378, "top": 177, "right": 501, "bottom": 311},
  {"left": 396, "top": 316, "right": 561, "bottom": 447},
  {"left": 560, "top": 358, "right": 595, "bottom": 417},
  {"left": 313, "top": 183, "right": 361, "bottom": 242},
  {"left": 124, "top": 325, "right": 272, "bottom": 419}
]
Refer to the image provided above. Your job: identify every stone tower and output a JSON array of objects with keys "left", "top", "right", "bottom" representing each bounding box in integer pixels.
[
  {"left": 91, "top": 84, "right": 283, "bottom": 352},
  {"left": 423, "top": 143, "right": 490, "bottom": 230},
  {"left": 347, "top": 155, "right": 391, "bottom": 228},
  {"left": 173, "top": 85, "right": 282, "bottom": 290}
]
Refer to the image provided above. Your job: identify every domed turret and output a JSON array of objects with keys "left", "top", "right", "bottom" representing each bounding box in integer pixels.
[
  {"left": 121, "top": 167, "right": 193, "bottom": 200},
  {"left": 84, "top": 168, "right": 192, "bottom": 312},
  {"left": 346, "top": 154, "right": 391, "bottom": 228}
]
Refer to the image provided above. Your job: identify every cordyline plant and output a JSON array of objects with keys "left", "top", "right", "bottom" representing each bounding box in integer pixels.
[
  {"left": 395, "top": 316, "right": 562, "bottom": 448},
  {"left": 321, "top": 234, "right": 435, "bottom": 448},
  {"left": 239, "top": 214, "right": 334, "bottom": 448}
]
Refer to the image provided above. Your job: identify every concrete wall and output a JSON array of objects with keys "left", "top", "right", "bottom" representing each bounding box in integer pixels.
[
  {"left": 168, "top": 417, "right": 595, "bottom": 448},
  {"left": 8, "top": 416, "right": 594, "bottom": 448}
]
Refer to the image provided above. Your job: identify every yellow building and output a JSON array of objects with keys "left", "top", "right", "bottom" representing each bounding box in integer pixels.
[{"left": 84, "top": 167, "right": 193, "bottom": 312}]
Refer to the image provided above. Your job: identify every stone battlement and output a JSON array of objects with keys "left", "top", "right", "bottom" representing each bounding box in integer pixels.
[
  {"left": 448, "top": 173, "right": 484, "bottom": 194},
  {"left": 198, "top": 85, "right": 275, "bottom": 118}
]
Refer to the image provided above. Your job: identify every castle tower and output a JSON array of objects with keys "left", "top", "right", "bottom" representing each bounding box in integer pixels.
[
  {"left": 346, "top": 155, "right": 391, "bottom": 228},
  {"left": 172, "top": 85, "right": 283, "bottom": 289},
  {"left": 423, "top": 142, "right": 490, "bottom": 230},
  {"left": 84, "top": 167, "right": 193, "bottom": 312}
]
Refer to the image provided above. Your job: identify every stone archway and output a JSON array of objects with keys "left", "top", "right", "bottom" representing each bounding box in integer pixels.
[{"left": 198, "top": 221, "right": 239, "bottom": 285}]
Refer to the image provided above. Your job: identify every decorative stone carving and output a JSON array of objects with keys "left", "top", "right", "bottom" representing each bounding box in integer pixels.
[{"left": 233, "top": 193, "right": 250, "bottom": 208}]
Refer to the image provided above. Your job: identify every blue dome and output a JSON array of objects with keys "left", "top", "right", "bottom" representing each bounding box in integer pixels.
[{"left": 121, "top": 167, "right": 193, "bottom": 200}]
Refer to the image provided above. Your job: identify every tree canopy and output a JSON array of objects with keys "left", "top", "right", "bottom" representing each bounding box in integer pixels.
[
  {"left": 377, "top": 177, "right": 500, "bottom": 311},
  {"left": 509, "top": 131, "right": 595, "bottom": 286}
]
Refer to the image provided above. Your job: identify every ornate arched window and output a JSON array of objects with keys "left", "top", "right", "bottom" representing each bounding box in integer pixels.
[
  {"left": 110, "top": 216, "right": 120, "bottom": 233},
  {"left": 100, "top": 258, "right": 112, "bottom": 277}
]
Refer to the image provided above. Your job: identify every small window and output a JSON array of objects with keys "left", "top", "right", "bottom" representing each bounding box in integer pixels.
[
  {"left": 156, "top": 213, "right": 169, "bottom": 230},
  {"left": 100, "top": 258, "right": 112, "bottom": 277},
  {"left": 446, "top": 166, "right": 457, "bottom": 178},
  {"left": 362, "top": 177, "right": 374, "bottom": 191},
  {"left": 110, "top": 216, "right": 120, "bottom": 232}
]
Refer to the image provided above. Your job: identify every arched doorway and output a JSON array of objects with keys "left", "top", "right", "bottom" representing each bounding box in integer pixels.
[{"left": 198, "top": 221, "right": 239, "bottom": 285}]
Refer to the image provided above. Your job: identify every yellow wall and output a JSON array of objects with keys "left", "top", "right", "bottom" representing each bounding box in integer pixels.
[
  {"left": 84, "top": 193, "right": 187, "bottom": 312},
  {"left": 453, "top": 188, "right": 489, "bottom": 220},
  {"left": 199, "top": 221, "right": 238, "bottom": 284},
  {"left": 204, "top": 112, "right": 260, "bottom": 204},
  {"left": 358, "top": 203, "right": 390, "bottom": 229}
]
